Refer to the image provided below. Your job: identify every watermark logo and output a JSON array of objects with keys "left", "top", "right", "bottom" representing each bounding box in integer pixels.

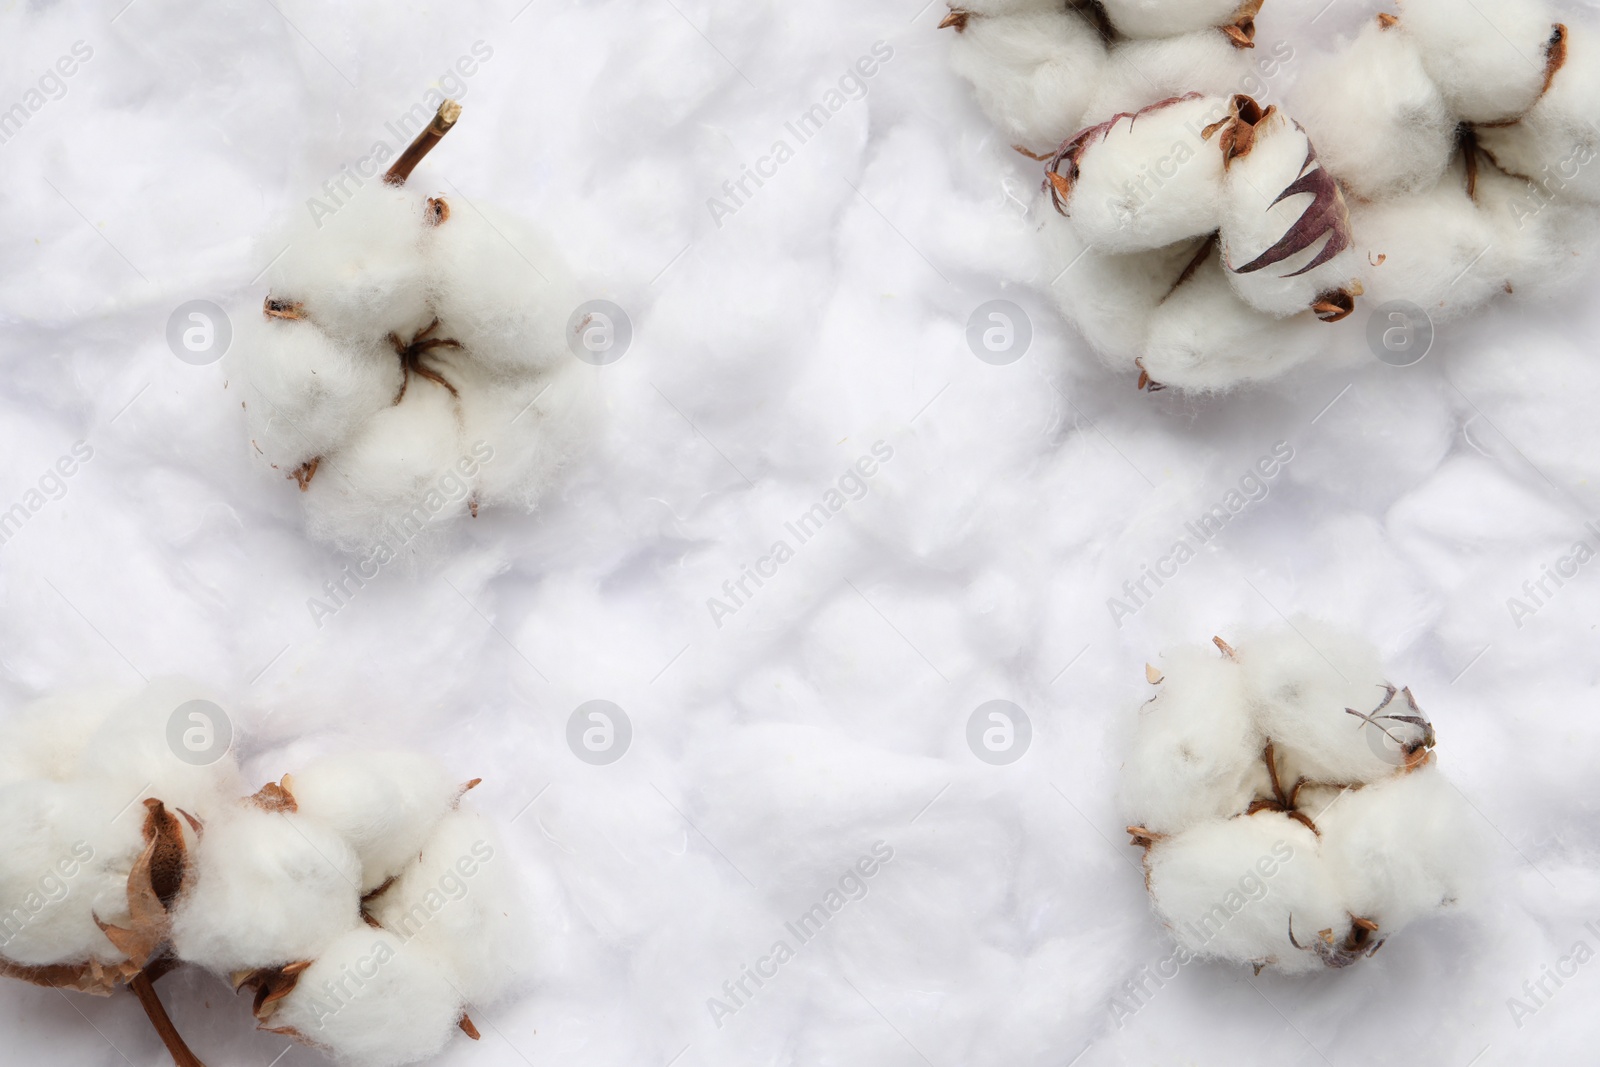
[
  {"left": 1366, "top": 300, "right": 1433, "bottom": 367},
  {"left": 167, "top": 300, "right": 232, "bottom": 365},
  {"left": 165, "top": 700, "right": 232, "bottom": 766},
  {"left": 967, "top": 700, "right": 1031, "bottom": 765},
  {"left": 965, "top": 300, "right": 1032, "bottom": 366},
  {"left": 567, "top": 300, "right": 632, "bottom": 366},
  {"left": 567, "top": 700, "right": 631, "bottom": 765}
]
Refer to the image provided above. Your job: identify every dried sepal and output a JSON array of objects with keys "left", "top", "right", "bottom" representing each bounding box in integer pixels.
[
  {"left": 0, "top": 956, "right": 135, "bottom": 997},
  {"left": 291, "top": 458, "right": 319, "bottom": 492},
  {"left": 390, "top": 316, "right": 463, "bottom": 404},
  {"left": 1312, "top": 287, "right": 1359, "bottom": 323},
  {"left": 938, "top": 7, "right": 969, "bottom": 31},
  {"left": 1542, "top": 24, "right": 1568, "bottom": 99},
  {"left": 1145, "top": 664, "right": 1164, "bottom": 685},
  {"left": 1376, "top": 12, "right": 1398, "bottom": 30},
  {"left": 1201, "top": 94, "right": 1273, "bottom": 166},
  {"left": 235, "top": 960, "right": 314, "bottom": 1022},
  {"left": 1231, "top": 137, "right": 1352, "bottom": 279},
  {"left": 263, "top": 297, "right": 305, "bottom": 320},
  {"left": 248, "top": 776, "right": 298, "bottom": 813},
  {"left": 1221, "top": 0, "right": 1263, "bottom": 49},
  {"left": 96, "top": 799, "right": 189, "bottom": 970},
  {"left": 459, "top": 1014, "right": 482, "bottom": 1040},
  {"left": 1288, "top": 915, "right": 1385, "bottom": 968}
]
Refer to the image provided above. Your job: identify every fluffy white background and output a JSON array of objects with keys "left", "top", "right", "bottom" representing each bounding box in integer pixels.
[{"left": 2, "top": 0, "right": 1598, "bottom": 1064}]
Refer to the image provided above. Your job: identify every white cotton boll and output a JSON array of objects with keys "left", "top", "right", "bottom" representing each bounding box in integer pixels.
[
  {"left": 454, "top": 366, "right": 591, "bottom": 514},
  {"left": 1290, "top": 21, "right": 1454, "bottom": 200},
  {"left": 262, "top": 183, "right": 434, "bottom": 346},
  {"left": 1398, "top": 0, "right": 1559, "bottom": 123},
  {"left": 369, "top": 810, "right": 529, "bottom": 1005},
  {"left": 1119, "top": 646, "right": 1266, "bottom": 836},
  {"left": 1475, "top": 163, "right": 1600, "bottom": 296},
  {"left": 287, "top": 752, "right": 460, "bottom": 894},
  {"left": 1085, "top": 32, "right": 1254, "bottom": 120},
  {"left": 270, "top": 929, "right": 464, "bottom": 1067},
  {"left": 1351, "top": 166, "right": 1505, "bottom": 319},
  {"left": 1142, "top": 251, "right": 1329, "bottom": 391},
  {"left": 74, "top": 679, "right": 243, "bottom": 817},
  {"left": 947, "top": 8, "right": 1108, "bottom": 154},
  {"left": 1475, "top": 29, "right": 1600, "bottom": 206},
  {"left": 0, "top": 685, "right": 129, "bottom": 786},
  {"left": 426, "top": 202, "right": 576, "bottom": 379},
  {"left": 1235, "top": 623, "right": 1399, "bottom": 786},
  {"left": 1145, "top": 813, "right": 1346, "bottom": 976},
  {"left": 169, "top": 805, "right": 361, "bottom": 973},
  {"left": 1101, "top": 0, "right": 1248, "bottom": 39},
  {"left": 1320, "top": 765, "right": 1476, "bottom": 933},
  {"left": 1037, "top": 200, "right": 1204, "bottom": 360},
  {"left": 300, "top": 385, "right": 467, "bottom": 555},
  {"left": 0, "top": 780, "right": 151, "bottom": 966},
  {"left": 234, "top": 316, "right": 402, "bottom": 472},
  {"left": 1220, "top": 110, "right": 1361, "bottom": 317},
  {"left": 1058, "top": 95, "right": 1229, "bottom": 253}
]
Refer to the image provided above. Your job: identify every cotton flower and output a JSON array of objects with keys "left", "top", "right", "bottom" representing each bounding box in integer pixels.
[
  {"left": 230, "top": 101, "right": 594, "bottom": 557},
  {"left": 0, "top": 682, "right": 526, "bottom": 1067},
  {"left": 1123, "top": 626, "right": 1476, "bottom": 974}
]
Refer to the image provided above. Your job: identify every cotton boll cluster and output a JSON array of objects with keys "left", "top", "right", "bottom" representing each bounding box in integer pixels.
[
  {"left": 948, "top": 2, "right": 1600, "bottom": 390},
  {"left": 1121, "top": 626, "right": 1475, "bottom": 974},
  {"left": 0, "top": 683, "right": 526, "bottom": 1067},
  {"left": 229, "top": 100, "right": 593, "bottom": 557},
  {"left": 1297, "top": 6, "right": 1600, "bottom": 329},
  {"left": 1039, "top": 93, "right": 1360, "bottom": 391},
  {"left": 942, "top": 0, "right": 1261, "bottom": 156}
]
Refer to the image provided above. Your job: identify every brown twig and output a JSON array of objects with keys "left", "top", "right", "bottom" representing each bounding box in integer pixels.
[
  {"left": 384, "top": 101, "right": 463, "bottom": 187},
  {"left": 130, "top": 971, "right": 207, "bottom": 1067}
]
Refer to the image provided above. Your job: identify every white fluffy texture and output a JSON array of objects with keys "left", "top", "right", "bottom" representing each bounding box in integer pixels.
[
  {"left": 1399, "top": 0, "right": 1558, "bottom": 123},
  {"left": 1084, "top": 32, "right": 1255, "bottom": 119},
  {"left": 1348, "top": 161, "right": 1506, "bottom": 318},
  {"left": 1290, "top": 21, "right": 1454, "bottom": 201},
  {"left": 1320, "top": 765, "right": 1478, "bottom": 932},
  {"left": 1237, "top": 622, "right": 1401, "bottom": 786},
  {"left": 7, "top": 2, "right": 1600, "bottom": 1064},
  {"left": 1117, "top": 647, "right": 1264, "bottom": 835},
  {"left": 370, "top": 808, "right": 530, "bottom": 1004},
  {"left": 0, "top": 780, "right": 150, "bottom": 966},
  {"left": 170, "top": 804, "right": 363, "bottom": 972},
  {"left": 946, "top": 7, "right": 1108, "bottom": 153},
  {"left": 1220, "top": 109, "right": 1361, "bottom": 316},
  {"left": 286, "top": 751, "right": 461, "bottom": 893},
  {"left": 271, "top": 929, "right": 465, "bottom": 1067},
  {"left": 1476, "top": 27, "right": 1600, "bottom": 205},
  {"left": 231, "top": 169, "right": 594, "bottom": 558},
  {"left": 1141, "top": 250, "right": 1329, "bottom": 391},
  {"left": 1100, "top": 0, "right": 1249, "bottom": 39},
  {"left": 1124, "top": 624, "right": 1476, "bottom": 974},
  {"left": 1035, "top": 213, "right": 1201, "bottom": 357},
  {"left": 1059, "top": 96, "right": 1230, "bottom": 252},
  {"left": 0, "top": 685, "right": 128, "bottom": 787},
  {"left": 1145, "top": 813, "right": 1343, "bottom": 976},
  {"left": 73, "top": 678, "right": 245, "bottom": 816}
]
